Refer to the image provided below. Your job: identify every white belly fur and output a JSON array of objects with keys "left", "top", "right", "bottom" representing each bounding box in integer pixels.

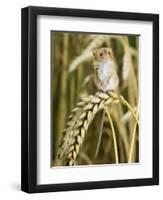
[
  {"left": 96, "top": 60, "right": 119, "bottom": 92},
  {"left": 98, "top": 60, "right": 113, "bottom": 80}
]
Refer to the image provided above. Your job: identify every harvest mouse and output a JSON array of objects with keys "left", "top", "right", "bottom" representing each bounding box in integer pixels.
[{"left": 92, "top": 47, "right": 119, "bottom": 92}]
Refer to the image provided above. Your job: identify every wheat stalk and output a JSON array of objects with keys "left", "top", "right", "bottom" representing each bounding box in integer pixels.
[
  {"left": 94, "top": 109, "right": 105, "bottom": 158},
  {"left": 105, "top": 108, "right": 119, "bottom": 163},
  {"left": 57, "top": 91, "right": 138, "bottom": 166}
]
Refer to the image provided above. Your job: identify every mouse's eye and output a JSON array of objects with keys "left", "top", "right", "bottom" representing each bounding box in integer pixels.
[
  {"left": 108, "top": 51, "right": 111, "bottom": 55},
  {"left": 100, "top": 53, "right": 103, "bottom": 56}
]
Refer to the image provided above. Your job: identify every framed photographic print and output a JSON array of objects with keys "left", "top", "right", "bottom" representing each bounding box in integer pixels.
[{"left": 21, "top": 6, "right": 159, "bottom": 193}]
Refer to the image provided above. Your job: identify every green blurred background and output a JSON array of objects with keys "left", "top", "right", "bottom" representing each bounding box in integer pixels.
[{"left": 51, "top": 31, "right": 139, "bottom": 166}]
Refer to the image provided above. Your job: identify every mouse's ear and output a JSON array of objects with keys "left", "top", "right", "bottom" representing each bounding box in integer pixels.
[{"left": 92, "top": 49, "right": 98, "bottom": 57}]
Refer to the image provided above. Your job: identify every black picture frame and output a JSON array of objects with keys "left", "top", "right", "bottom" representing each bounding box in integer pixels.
[{"left": 21, "top": 6, "right": 159, "bottom": 193}]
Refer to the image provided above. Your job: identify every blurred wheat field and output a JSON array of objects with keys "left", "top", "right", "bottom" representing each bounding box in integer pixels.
[{"left": 51, "top": 31, "right": 139, "bottom": 166}]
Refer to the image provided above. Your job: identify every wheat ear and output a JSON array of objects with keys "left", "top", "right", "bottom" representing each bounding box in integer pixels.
[{"left": 57, "top": 91, "right": 138, "bottom": 166}]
